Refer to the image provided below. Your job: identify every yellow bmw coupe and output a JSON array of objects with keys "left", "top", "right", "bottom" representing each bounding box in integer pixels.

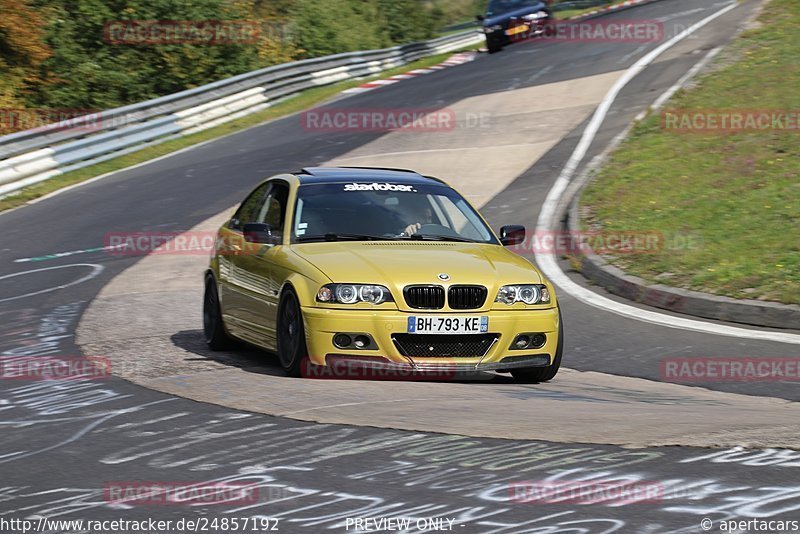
[{"left": 204, "top": 167, "right": 563, "bottom": 382}]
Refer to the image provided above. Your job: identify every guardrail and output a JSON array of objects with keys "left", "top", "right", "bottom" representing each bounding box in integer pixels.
[{"left": 0, "top": 30, "right": 483, "bottom": 197}]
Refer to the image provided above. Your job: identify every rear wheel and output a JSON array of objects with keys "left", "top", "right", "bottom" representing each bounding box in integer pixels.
[
  {"left": 203, "top": 275, "right": 232, "bottom": 350},
  {"left": 277, "top": 289, "right": 307, "bottom": 377},
  {"left": 511, "top": 309, "right": 563, "bottom": 383}
]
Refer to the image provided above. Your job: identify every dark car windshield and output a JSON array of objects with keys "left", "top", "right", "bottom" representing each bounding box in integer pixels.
[
  {"left": 292, "top": 182, "right": 497, "bottom": 244},
  {"left": 486, "top": 0, "right": 543, "bottom": 17}
]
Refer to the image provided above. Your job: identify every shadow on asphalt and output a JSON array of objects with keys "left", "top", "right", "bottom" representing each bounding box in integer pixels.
[
  {"left": 169, "top": 329, "right": 517, "bottom": 384},
  {"left": 170, "top": 329, "right": 285, "bottom": 376}
]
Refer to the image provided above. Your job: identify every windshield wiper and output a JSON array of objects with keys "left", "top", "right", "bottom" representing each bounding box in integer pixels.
[
  {"left": 297, "top": 233, "right": 392, "bottom": 242},
  {"left": 297, "top": 233, "right": 478, "bottom": 243},
  {"left": 407, "top": 234, "right": 477, "bottom": 243}
]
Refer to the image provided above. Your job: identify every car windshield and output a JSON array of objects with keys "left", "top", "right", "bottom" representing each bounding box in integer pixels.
[
  {"left": 292, "top": 182, "right": 497, "bottom": 244},
  {"left": 486, "top": 0, "right": 542, "bottom": 16}
]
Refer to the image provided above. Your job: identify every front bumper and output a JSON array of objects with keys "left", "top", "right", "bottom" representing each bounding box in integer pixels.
[
  {"left": 301, "top": 306, "right": 560, "bottom": 371},
  {"left": 485, "top": 29, "right": 510, "bottom": 47}
]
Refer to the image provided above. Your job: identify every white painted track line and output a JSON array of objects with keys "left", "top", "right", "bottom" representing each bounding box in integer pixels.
[{"left": 534, "top": 2, "right": 800, "bottom": 345}]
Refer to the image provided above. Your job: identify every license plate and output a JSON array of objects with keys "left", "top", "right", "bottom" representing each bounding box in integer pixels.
[
  {"left": 407, "top": 316, "right": 489, "bottom": 335},
  {"left": 506, "top": 24, "right": 528, "bottom": 36}
]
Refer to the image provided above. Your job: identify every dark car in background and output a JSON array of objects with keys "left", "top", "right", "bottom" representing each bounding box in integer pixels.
[{"left": 478, "top": 0, "right": 552, "bottom": 53}]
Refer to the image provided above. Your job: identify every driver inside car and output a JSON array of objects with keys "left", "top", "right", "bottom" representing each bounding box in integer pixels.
[{"left": 401, "top": 205, "right": 435, "bottom": 236}]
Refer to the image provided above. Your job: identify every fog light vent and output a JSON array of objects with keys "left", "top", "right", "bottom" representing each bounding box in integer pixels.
[
  {"left": 510, "top": 333, "right": 546, "bottom": 350},
  {"left": 333, "top": 334, "right": 352, "bottom": 348}
]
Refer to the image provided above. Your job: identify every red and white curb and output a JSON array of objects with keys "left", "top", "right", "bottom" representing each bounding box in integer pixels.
[{"left": 341, "top": 52, "right": 477, "bottom": 95}]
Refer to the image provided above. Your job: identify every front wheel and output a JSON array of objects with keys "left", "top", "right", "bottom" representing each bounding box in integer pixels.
[
  {"left": 511, "top": 309, "right": 563, "bottom": 383},
  {"left": 203, "top": 275, "right": 233, "bottom": 350},
  {"left": 277, "top": 289, "right": 307, "bottom": 377}
]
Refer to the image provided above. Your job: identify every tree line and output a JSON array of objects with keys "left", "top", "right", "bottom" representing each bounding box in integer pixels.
[{"left": 0, "top": 0, "right": 485, "bottom": 133}]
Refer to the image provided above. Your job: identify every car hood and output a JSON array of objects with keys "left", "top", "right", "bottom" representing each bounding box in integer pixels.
[{"left": 291, "top": 241, "right": 542, "bottom": 301}]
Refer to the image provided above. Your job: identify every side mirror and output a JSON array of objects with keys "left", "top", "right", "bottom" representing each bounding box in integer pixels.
[
  {"left": 500, "top": 225, "right": 525, "bottom": 246},
  {"left": 476, "top": 14, "right": 485, "bottom": 21},
  {"left": 243, "top": 223, "right": 280, "bottom": 245}
]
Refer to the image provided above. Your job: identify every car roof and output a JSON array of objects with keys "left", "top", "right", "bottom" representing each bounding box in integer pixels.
[{"left": 296, "top": 166, "right": 447, "bottom": 186}]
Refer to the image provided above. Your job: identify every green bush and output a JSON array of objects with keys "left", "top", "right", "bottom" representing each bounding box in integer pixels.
[
  {"left": 27, "top": 0, "right": 267, "bottom": 109},
  {"left": 289, "top": 0, "right": 389, "bottom": 56},
  {"left": 0, "top": 0, "right": 466, "bottom": 122}
]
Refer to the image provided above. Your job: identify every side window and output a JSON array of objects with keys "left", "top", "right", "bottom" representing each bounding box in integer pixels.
[
  {"left": 230, "top": 182, "right": 271, "bottom": 230},
  {"left": 255, "top": 182, "right": 289, "bottom": 231}
]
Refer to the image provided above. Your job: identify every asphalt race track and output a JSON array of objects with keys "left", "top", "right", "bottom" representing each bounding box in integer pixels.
[{"left": 2, "top": 0, "right": 800, "bottom": 532}]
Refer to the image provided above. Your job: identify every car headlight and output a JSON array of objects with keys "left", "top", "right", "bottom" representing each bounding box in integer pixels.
[
  {"left": 316, "top": 284, "right": 393, "bottom": 305},
  {"left": 522, "top": 12, "right": 548, "bottom": 21},
  {"left": 485, "top": 24, "right": 503, "bottom": 33},
  {"left": 495, "top": 284, "right": 551, "bottom": 305}
]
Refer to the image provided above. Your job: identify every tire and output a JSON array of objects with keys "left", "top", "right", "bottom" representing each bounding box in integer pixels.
[
  {"left": 276, "top": 289, "right": 307, "bottom": 377},
  {"left": 511, "top": 309, "right": 564, "bottom": 383},
  {"left": 203, "top": 275, "right": 232, "bottom": 351},
  {"left": 487, "top": 42, "right": 502, "bottom": 54}
]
